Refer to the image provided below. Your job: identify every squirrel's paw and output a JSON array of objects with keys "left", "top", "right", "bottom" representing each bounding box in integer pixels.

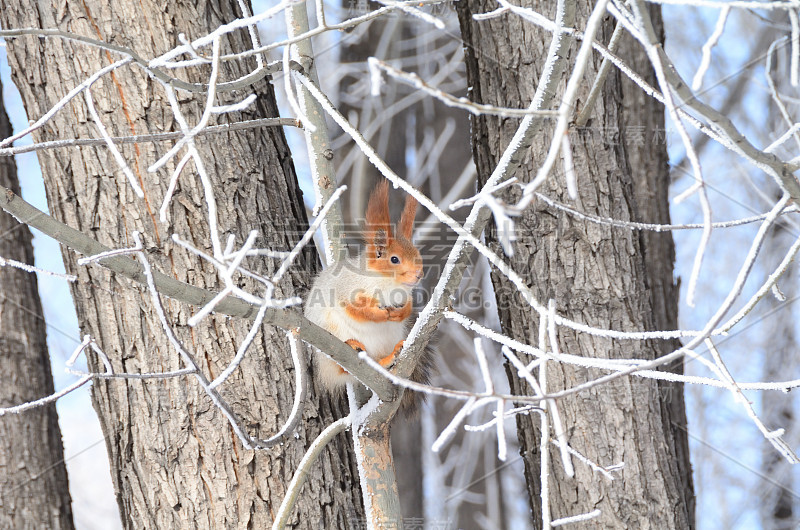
[
  {"left": 391, "top": 340, "right": 405, "bottom": 357},
  {"left": 345, "top": 339, "right": 367, "bottom": 353},
  {"left": 376, "top": 340, "right": 405, "bottom": 370},
  {"left": 377, "top": 352, "right": 397, "bottom": 370},
  {"left": 337, "top": 339, "right": 368, "bottom": 376},
  {"left": 386, "top": 303, "right": 411, "bottom": 322}
]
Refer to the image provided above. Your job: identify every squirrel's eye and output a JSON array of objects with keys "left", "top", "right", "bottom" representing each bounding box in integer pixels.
[{"left": 390, "top": 256, "right": 400, "bottom": 264}]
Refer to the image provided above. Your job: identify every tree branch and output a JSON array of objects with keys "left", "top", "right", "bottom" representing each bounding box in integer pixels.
[
  {"left": 0, "top": 117, "right": 300, "bottom": 157},
  {"left": 272, "top": 416, "right": 352, "bottom": 530},
  {"left": 285, "top": 3, "right": 346, "bottom": 263},
  {"left": 0, "top": 186, "right": 396, "bottom": 401}
]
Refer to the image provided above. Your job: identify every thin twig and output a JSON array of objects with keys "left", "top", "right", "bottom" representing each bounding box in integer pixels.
[
  {"left": 368, "top": 57, "right": 560, "bottom": 118},
  {"left": 0, "top": 118, "right": 300, "bottom": 157},
  {"left": 272, "top": 416, "right": 352, "bottom": 530},
  {"left": 0, "top": 185, "right": 396, "bottom": 401}
]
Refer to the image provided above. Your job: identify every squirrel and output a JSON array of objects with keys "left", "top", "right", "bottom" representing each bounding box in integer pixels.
[{"left": 304, "top": 181, "right": 433, "bottom": 416}]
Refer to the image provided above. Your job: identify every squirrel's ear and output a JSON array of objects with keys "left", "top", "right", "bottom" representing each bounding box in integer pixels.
[
  {"left": 374, "top": 229, "right": 388, "bottom": 257},
  {"left": 366, "top": 181, "right": 392, "bottom": 239},
  {"left": 399, "top": 193, "right": 418, "bottom": 240}
]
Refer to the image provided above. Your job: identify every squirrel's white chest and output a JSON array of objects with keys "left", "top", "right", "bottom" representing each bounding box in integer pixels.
[{"left": 321, "top": 307, "right": 407, "bottom": 358}]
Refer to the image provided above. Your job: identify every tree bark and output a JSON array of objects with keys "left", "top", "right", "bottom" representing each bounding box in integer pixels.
[
  {"left": 0, "top": 1, "right": 362, "bottom": 528},
  {"left": 760, "top": 24, "right": 797, "bottom": 530},
  {"left": 760, "top": 199, "right": 798, "bottom": 530},
  {"left": 0, "top": 77, "right": 75, "bottom": 529},
  {"left": 456, "top": 0, "right": 694, "bottom": 527},
  {"left": 616, "top": 5, "right": 695, "bottom": 524}
]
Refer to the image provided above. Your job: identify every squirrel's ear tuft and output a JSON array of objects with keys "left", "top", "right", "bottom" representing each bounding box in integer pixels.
[
  {"left": 366, "top": 180, "right": 392, "bottom": 240},
  {"left": 399, "top": 193, "right": 418, "bottom": 240},
  {"left": 374, "top": 229, "right": 388, "bottom": 256}
]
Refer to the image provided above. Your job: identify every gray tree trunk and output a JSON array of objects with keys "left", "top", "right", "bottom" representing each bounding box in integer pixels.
[
  {"left": 760, "top": 25, "right": 798, "bottom": 530},
  {"left": 0, "top": 76, "right": 75, "bottom": 530},
  {"left": 0, "top": 1, "right": 362, "bottom": 528},
  {"left": 456, "top": 0, "right": 694, "bottom": 527},
  {"left": 617, "top": 6, "right": 695, "bottom": 524},
  {"left": 760, "top": 196, "right": 798, "bottom": 530}
]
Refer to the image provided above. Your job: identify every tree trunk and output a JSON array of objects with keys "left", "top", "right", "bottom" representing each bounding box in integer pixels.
[
  {"left": 760, "top": 201, "right": 797, "bottom": 530},
  {"left": 0, "top": 1, "right": 362, "bottom": 528},
  {"left": 616, "top": 5, "right": 695, "bottom": 524},
  {"left": 456, "top": 0, "right": 694, "bottom": 526},
  {"left": 760, "top": 24, "right": 797, "bottom": 530},
  {"left": 0, "top": 76, "right": 75, "bottom": 530}
]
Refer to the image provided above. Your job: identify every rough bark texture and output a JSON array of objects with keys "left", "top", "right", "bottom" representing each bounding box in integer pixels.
[
  {"left": 0, "top": 1, "right": 362, "bottom": 528},
  {"left": 0, "top": 77, "right": 75, "bottom": 530},
  {"left": 354, "top": 422, "right": 401, "bottom": 526},
  {"left": 456, "top": 1, "right": 694, "bottom": 527},
  {"left": 616, "top": 6, "right": 695, "bottom": 524},
  {"left": 760, "top": 29, "right": 797, "bottom": 530},
  {"left": 760, "top": 208, "right": 797, "bottom": 530}
]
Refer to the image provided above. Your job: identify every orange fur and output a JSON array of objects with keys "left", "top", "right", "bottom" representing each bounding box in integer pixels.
[
  {"left": 330, "top": 339, "right": 370, "bottom": 376},
  {"left": 365, "top": 180, "right": 391, "bottom": 232},
  {"left": 391, "top": 340, "right": 405, "bottom": 357},
  {"left": 378, "top": 352, "right": 396, "bottom": 367},
  {"left": 398, "top": 195, "right": 418, "bottom": 240},
  {"left": 387, "top": 301, "right": 412, "bottom": 321},
  {"left": 363, "top": 182, "right": 423, "bottom": 284},
  {"left": 345, "top": 339, "right": 367, "bottom": 351},
  {"left": 343, "top": 293, "right": 390, "bottom": 323},
  {"left": 377, "top": 340, "right": 405, "bottom": 368},
  {"left": 365, "top": 180, "right": 391, "bottom": 260}
]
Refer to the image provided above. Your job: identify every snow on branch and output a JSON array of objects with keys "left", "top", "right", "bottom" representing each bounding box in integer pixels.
[
  {"left": 0, "top": 255, "right": 76, "bottom": 281},
  {"left": 0, "top": 184, "right": 396, "bottom": 402},
  {"left": 272, "top": 415, "right": 352, "bottom": 530},
  {"left": 0, "top": 118, "right": 299, "bottom": 158},
  {"left": 5, "top": 2, "right": 800, "bottom": 526},
  {"left": 0, "top": 336, "right": 107, "bottom": 416},
  {"left": 367, "top": 57, "right": 561, "bottom": 118}
]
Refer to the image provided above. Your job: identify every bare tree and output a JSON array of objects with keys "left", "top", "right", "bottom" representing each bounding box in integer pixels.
[
  {"left": 761, "top": 15, "right": 800, "bottom": 530},
  {"left": 1, "top": 0, "right": 800, "bottom": 528},
  {"left": 0, "top": 0, "right": 362, "bottom": 527},
  {"left": 0, "top": 76, "right": 75, "bottom": 530},
  {"left": 456, "top": 0, "right": 693, "bottom": 525},
  {"left": 761, "top": 193, "right": 798, "bottom": 530}
]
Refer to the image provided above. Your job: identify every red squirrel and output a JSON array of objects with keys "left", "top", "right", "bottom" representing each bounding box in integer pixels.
[{"left": 304, "top": 181, "right": 433, "bottom": 415}]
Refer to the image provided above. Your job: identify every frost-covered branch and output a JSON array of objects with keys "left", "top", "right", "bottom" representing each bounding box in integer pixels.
[
  {"left": 368, "top": 57, "right": 560, "bottom": 118},
  {"left": 272, "top": 416, "right": 352, "bottom": 530},
  {"left": 0, "top": 117, "right": 298, "bottom": 157},
  {"left": 0, "top": 184, "right": 396, "bottom": 401},
  {"left": 285, "top": 1, "right": 345, "bottom": 264}
]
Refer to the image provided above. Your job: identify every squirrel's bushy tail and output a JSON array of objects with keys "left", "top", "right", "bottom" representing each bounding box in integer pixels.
[{"left": 398, "top": 343, "right": 436, "bottom": 418}]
